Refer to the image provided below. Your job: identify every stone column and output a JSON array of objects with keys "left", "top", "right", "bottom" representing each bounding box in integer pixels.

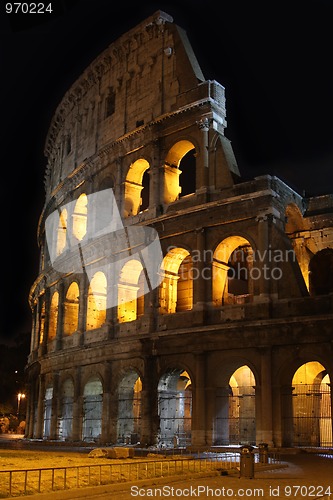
[
  {"left": 25, "top": 382, "right": 34, "bottom": 438},
  {"left": 30, "top": 310, "right": 37, "bottom": 356},
  {"left": 196, "top": 118, "right": 210, "bottom": 191},
  {"left": 35, "top": 374, "right": 45, "bottom": 439},
  {"left": 192, "top": 352, "right": 206, "bottom": 446},
  {"left": 140, "top": 355, "right": 160, "bottom": 446},
  {"left": 77, "top": 273, "right": 88, "bottom": 342},
  {"left": 150, "top": 141, "right": 161, "bottom": 210},
  {"left": 259, "top": 347, "right": 274, "bottom": 446},
  {"left": 329, "top": 383, "right": 333, "bottom": 449},
  {"left": 193, "top": 228, "right": 210, "bottom": 309},
  {"left": 113, "top": 157, "right": 122, "bottom": 206},
  {"left": 101, "top": 362, "right": 112, "bottom": 444},
  {"left": 281, "top": 385, "right": 294, "bottom": 447},
  {"left": 272, "top": 380, "right": 283, "bottom": 447},
  {"left": 144, "top": 284, "right": 158, "bottom": 333},
  {"left": 56, "top": 282, "right": 65, "bottom": 351},
  {"left": 255, "top": 210, "right": 280, "bottom": 299},
  {"left": 71, "top": 367, "right": 82, "bottom": 441},
  {"left": 108, "top": 376, "right": 118, "bottom": 444}
]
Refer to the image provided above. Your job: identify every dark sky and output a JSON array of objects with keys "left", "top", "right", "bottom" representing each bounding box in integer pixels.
[{"left": 1, "top": 0, "right": 333, "bottom": 343}]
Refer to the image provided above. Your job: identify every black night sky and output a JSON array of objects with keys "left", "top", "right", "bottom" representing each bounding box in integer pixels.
[{"left": 1, "top": 0, "right": 333, "bottom": 343}]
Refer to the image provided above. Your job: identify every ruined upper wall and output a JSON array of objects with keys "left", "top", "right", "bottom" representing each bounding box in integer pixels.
[{"left": 44, "top": 10, "right": 216, "bottom": 196}]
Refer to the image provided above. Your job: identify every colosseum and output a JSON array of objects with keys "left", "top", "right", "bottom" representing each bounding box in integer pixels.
[{"left": 26, "top": 10, "right": 333, "bottom": 449}]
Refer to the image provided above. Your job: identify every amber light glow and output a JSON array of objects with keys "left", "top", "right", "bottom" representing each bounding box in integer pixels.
[{"left": 17, "top": 393, "right": 26, "bottom": 415}]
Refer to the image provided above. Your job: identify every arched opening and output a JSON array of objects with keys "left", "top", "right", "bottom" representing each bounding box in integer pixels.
[
  {"left": 177, "top": 255, "right": 193, "bottom": 311},
  {"left": 86, "top": 271, "right": 107, "bottom": 330},
  {"left": 117, "top": 370, "right": 142, "bottom": 445},
  {"left": 48, "top": 291, "right": 59, "bottom": 341},
  {"left": 72, "top": 193, "right": 88, "bottom": 241},
  {"left": 178, "top": 149, "right": 196, "bottom": 197},
  {"left": 141, "top": 170, "right": 150, "bottom": 211},
  {"left": 285, "top": 204, "right": 310, "bottom": 290},
  {"left": 118, "top": 259, "right": 145, "bottom": 323},
  {"left": 124, "top": 159, "right": 150, "bottom": 217},
  {"left": 309, "top": 249, "right": 333, "bottom": 296},
  {"left": 63, "top": 282, "right": 79, "bottom": 335},
  {"left": 291, "top": 362, "right": 332, "bottom": 447},
  {"left": 57, "top": 378, "right": 74, "bottom": 441},
  {"left": 158, "top": 369, "right": 192, "bottom": 448},
  {"left": 215, "top": 366, "right": 256, "bottom": 445},
  {"left": 212, "top": 236, "right": 253, "bottom": 306},
  {"left": 164, "top": 140, "right": 196, "bottom": 204},
  {"left": 82, "top": 376, "right": 103, "bottom": 442},
  {"left": 159, "top": 248, "right": 193, "bottom": 314},
  {"left": 56, "top": 208, "right": 67, "bottom": 256},
  {"left": 43, "top": 386, "right": 53, "bottom": 439},
  {"left": 39, "top": 301, "right": 46, "bottom": 344}
]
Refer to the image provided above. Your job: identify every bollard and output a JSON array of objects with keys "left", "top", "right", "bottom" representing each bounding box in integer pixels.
[
  {"left": 258, "top": 442, "right": 269, "bottom": 464},
  {"left": 239, "top": 445, "right": 254, "bottom": 479}
]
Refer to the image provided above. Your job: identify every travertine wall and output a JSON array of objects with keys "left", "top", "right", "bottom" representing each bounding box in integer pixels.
[{"left": 26, "top": 11, "right": 333, "bottom": 449}]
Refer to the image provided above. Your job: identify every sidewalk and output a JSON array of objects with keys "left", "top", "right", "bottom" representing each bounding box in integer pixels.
[{"left": 21, "top": 451, "right": 333, "bottom": 499}]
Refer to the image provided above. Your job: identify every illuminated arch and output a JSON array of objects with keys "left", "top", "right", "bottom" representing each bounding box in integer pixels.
[
  {"left": 291, "top": 361, "right": 332, "bottom": 447},
  {"left": 48, "top": 291, "right": 59, "bottom": 341},
  {"left": 63, "top": 282, "right": 79, "bottom": 335},
  {"left": 285, "top": 203, "right": 310, "bottom": 290},
  {"left": 117, "top": 370, "right": 142, "bottom": 444},
  {"left": 124, "top": 159, "right": 150, "bottom": 217},
  {"left": 72, "top": 193, "right": 88, "bottom": 241},
  {"left": 56, "top": 208, "right": 67, "bottom": 256},
  {"left": 212, "top": 236, "right": 253, "bottom": 306},
  {"left": 164, "top": 140, "right": 196, "bottom": 203},
  {"left": 86, "top": 271, "right": 107, "bottom": 330},
  {"left": 158, "top": 369, "right": 192, "bottom": 447},
  {"left": 39, "top": 301, "right": 46, "bottom": 344},
  {"left": 82, "top": 376, "right": 103, "bottom": 442},
  {"left": 159, "top": 247, "right": 193, "bottom": 314},
  {"left": 215, "top": 365, "right": 256, "bottom": 445},
  {"left": 58, "top": 378, "right": 74, "bottom": 440},
  {"left": 118, "top": 259, "right": 145, "bottom": 323}
]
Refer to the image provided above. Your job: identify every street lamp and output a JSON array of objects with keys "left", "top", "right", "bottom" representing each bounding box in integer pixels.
[{"left": 17, "top": 393, "right": 25, "bottom": 416}]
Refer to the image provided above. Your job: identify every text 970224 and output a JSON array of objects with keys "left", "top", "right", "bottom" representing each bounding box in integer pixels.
[{"left": 5, "top": 3, "right": 53, "bottom": 14}]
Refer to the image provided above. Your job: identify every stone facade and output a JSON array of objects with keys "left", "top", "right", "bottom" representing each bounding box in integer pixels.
[{"left": 26, "top": 11, "right": 333, "bottom": 448}]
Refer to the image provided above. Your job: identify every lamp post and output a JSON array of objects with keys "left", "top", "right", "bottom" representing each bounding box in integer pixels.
[{"left": 17, "top": 393, "right": 25, "bottom": 416}]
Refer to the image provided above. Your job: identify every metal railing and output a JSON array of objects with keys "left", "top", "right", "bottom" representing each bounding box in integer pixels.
[{"left": 0, "top": 451, "right": 281, "bottom": 498}]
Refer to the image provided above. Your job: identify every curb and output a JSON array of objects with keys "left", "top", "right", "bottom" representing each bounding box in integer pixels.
[{"left": 15, "top": 470, "right": 222, "bottom": 499}]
